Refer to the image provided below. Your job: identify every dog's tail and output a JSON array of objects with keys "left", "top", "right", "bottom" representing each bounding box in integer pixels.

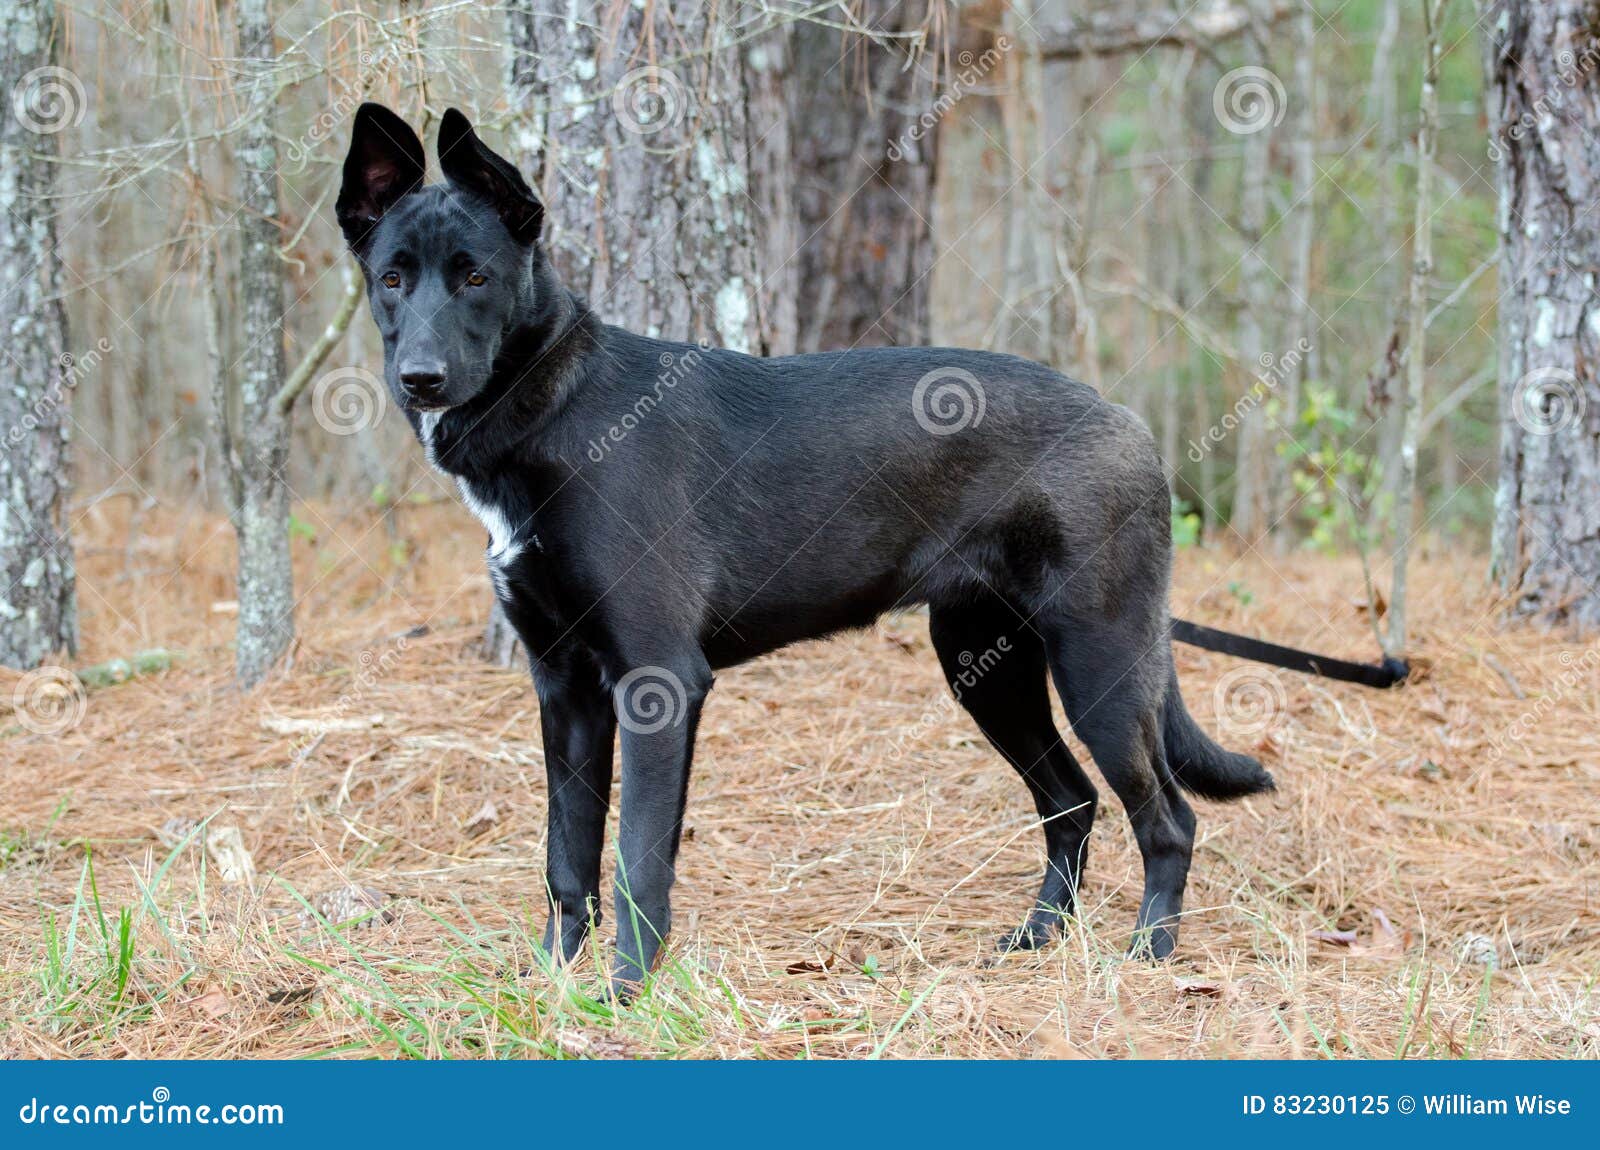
[{"left": 1161, "top": 657, "right": 1275, "bottom": 801}]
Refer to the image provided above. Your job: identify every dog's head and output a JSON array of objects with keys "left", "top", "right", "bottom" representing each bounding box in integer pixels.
[{"left": 337, "top": 104, "right": 546, "bottom": 413}]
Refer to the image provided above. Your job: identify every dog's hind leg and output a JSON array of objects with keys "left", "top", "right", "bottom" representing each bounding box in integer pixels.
[
  {"left": 928, "top": 598, "right": 1099, "bottom": 952},
  {"left": 534, "top": 668, "right": 617, "bottom": 963},
  {"left": 1043, "top": 616, "right": 1196, "bottom": 959}
]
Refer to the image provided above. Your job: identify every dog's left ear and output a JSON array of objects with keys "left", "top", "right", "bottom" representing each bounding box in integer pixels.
[{"left": 437, "top": 108, "right": 543, "bottom": 244}]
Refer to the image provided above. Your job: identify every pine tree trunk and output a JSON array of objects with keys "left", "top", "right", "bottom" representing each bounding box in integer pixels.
[
  {"left": 1485, "top": 0, "right": 1600, "bottom": 630},
  {"left": 790, "top": 0, "right": 938, "bottom": 352},
  {"left": 232, "top": 0, "right": 294, "bottom": 686},
  {"left": 508, "top": 0, "right": 787, "bottom": 352},
  {"left": 493, "top": 0, "right": 796, "bottom": 665},
  {"left": 0, "top": 0, "right": 76, "bottom": 668}
]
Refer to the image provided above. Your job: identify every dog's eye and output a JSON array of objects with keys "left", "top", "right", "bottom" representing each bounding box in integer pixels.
[
  {"left": 380, "top": 271, "right": 401, "bottom": 289},
  {"left": 465, "top": 272, "right": 488, "bottom": 287}
]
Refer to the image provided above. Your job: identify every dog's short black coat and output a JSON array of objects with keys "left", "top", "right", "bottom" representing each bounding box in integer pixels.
[{"left": 337, "top": 104, "right": 1273, "bottom": 988}]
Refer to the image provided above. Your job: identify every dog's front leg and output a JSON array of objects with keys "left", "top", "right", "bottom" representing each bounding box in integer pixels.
[
  {"left": 536, "top": 673, "right": 617, "bottom": 964},
  {"left": 609, "top": 656, "right": 713, "bottom": 992}
]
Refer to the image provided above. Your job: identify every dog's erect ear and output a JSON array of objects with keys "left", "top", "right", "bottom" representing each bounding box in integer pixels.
[
  {"left": 336, "top": 103, "right": 426, "bottom": 249},
  {"left": 436, "top": 108, "right": 543, "bottom": 244}
]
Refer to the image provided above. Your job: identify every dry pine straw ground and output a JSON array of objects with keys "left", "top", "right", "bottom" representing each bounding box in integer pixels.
[{"left": 0, "top": 499, "right": 1597, "bottom": 1060}]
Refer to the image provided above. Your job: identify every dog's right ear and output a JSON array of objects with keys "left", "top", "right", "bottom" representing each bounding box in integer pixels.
[{"left": 336, "top": 103, "right": 426, "bottom": 250}]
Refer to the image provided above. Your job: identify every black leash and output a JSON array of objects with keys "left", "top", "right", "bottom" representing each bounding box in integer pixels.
[{"left": 1172, "top": 618, "right": 1409, "bottom": 689}]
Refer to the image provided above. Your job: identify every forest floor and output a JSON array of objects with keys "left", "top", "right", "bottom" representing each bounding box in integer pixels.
[{"left": 1, "top": 498, "right": 1596, "bottom": 1059}]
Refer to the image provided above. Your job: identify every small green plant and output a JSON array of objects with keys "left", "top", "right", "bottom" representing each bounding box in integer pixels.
[
  {"left": 1171, "top": 497, "right": 1201, "bottom": 549},
  {"left": 1281, "top": 383, "right": 1388, "bottom": 555}
]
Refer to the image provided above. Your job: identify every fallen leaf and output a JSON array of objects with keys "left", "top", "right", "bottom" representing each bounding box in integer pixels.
[
  {"left": 1353, "top": 588, "right": 1387, "bottom": 618},
  {"left": 784, "top": 957, "right": 832, "bottom": 975},
  {"left": 1312, "top": 910, "right": 1409, "bottom": 958},
  {"left": 1366, "top": 907, "right": 1409, "bottom": 956},
  {"left": 464, "top": 798, "right": 499, "bottom": 837},
  {"left": 556, "top": 1029, "right": 635, "bottom": 1059},
  {"left": 1174, "top": 977, "right": 1229, "bottom": 999},
  {"left": 205, "top": 825, "right": 256, "bottom": 887},
  {"left": 189, "top": 985, "right": 231, "bottom": 1019}
]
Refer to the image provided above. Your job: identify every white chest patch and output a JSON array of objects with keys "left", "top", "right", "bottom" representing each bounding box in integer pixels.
[
  {"left": 418, "top": 412, "right": 444, "bottom": 473},
  {"left": 456, "top": 478, "right": 526, "bottom": 599}
]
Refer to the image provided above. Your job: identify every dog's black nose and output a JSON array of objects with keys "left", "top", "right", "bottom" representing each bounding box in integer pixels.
[{"left": 399, "top": 367, "right": 446, "bottom": 401}]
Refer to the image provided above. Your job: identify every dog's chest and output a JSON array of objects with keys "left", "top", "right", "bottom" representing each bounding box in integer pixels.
[{"left": 420, "top": 414, "right": 538, "bottom": 599}]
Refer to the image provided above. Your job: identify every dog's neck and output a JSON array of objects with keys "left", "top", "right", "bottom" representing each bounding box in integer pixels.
[{"left": 413, "top": 278, "right": 598, "bottom": 480}]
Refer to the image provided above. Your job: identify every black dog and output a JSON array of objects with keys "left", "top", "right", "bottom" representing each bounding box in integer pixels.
[{"left": 337, "top": 104, "right": 1273, "bottom": 988}]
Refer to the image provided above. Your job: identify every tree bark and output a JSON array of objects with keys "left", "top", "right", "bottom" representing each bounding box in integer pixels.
[
  {"left": 1037, "top": 1, "right": 1294, "bottom": 59},
  {"left": 790, "top": 0, "right": 939, "bottom": 351},
  {"left": 0, "top": 0, "right": 76, "bottom": 668},
  {"left": 508, "top": 0, "right": 787, "bottom": 352},
  {"left": 1485, "top": 0, "right": 1600, "bottom": 629},
  {"left": 231, "top": 0, "right": 294, "bottom": 687}
]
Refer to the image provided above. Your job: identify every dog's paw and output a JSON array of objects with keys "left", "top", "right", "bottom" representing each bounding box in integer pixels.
[
  {"left": 1126, "top": 926, "right": 1178, "bottom": 962},
  {"left": 995, "top": 920, "right": 1056, "bottom": 953}
]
